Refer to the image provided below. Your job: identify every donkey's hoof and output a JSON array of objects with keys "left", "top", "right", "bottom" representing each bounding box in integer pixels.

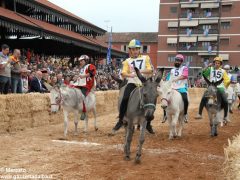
[
  {"left": 124, "top": 156, "right": 131, "bottom": 161},
  {"left": 95, "top": 127, "right": 99, "bottom": 131},
  {"left": 214, "top": 133, "right": 218, "bottom": 136},
  {"left": 135, "top": 158, "right": 141, "bottom": 164}
]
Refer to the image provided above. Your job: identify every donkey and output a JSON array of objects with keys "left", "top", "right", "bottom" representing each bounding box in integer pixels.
[
  {"left": 50, "top": 85, "right": 97, "bottom": 137},
  {"left": 123, "top": 67, "right": 163, "bottom": 163},
  {"left": 202, "top": 75, "right": 224, "bottom": 136},
  {"left": 158, "top": 80, "right": 185, "bottom": 140}
]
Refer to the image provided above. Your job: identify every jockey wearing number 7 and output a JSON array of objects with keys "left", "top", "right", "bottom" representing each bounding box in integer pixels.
[
  {"left": 163, "top": 54, "right": 189, "bottom": 123},
  {"left": 112, "top": 39, "right": 155, "bottom": 134}
]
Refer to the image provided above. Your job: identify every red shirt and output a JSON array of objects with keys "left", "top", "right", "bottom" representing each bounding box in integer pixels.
[{"left": 83, "top": 64, "right": 96, "bottom": 90}]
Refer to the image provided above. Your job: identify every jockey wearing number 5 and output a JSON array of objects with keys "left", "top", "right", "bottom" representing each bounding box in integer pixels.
[
  {"left": 163, "top": 54, "right": 189, "bottom": 123},
  {"left": 112, "top": 39, "right": 155, "bottom": 134},
  {"left": 195, "top": 56, "right": 230, "bottom": 121},
  {"left": 77, "top": 55, "right": 96, "bottom": 120}
]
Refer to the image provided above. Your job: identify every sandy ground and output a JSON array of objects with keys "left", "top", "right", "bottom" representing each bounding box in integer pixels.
[{"left": 0, "top": 106, "right": 240, "bottom": 180}]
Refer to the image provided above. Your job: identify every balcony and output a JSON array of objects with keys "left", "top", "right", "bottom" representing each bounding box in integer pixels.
[
  {"left": 180, "top": 11, "right": 219, "bottom": 19},
  {"left": 179, "top": 28, "right": 219, "bottom": 35},
  {"left": 178, "top": 44, "right": 218, "bottom": 52}
]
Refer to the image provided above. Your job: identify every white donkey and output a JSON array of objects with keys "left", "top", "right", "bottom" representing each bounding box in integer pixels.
[
  {"left": 158, "top": 80, "right": 185, "bottom": 139},
  {"left": 50, "top": 86, "right": 97, "bottom": 137}
]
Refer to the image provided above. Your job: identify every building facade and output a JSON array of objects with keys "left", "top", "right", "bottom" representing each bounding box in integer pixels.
[
  {"left": 158, "top": 0, "right": 240, "bottom": 80},
  {"left": 99, "top": 32, "right": 158, "bottom": 68}
]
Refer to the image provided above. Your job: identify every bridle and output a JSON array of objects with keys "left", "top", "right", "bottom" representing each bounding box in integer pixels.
[{"left": 138, "top": 87, "right": 156, "bottom": 111}]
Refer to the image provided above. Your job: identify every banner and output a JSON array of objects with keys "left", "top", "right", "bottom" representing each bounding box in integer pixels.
[{"left": 106, "top": 27, "right": 112, "bottom": 65}]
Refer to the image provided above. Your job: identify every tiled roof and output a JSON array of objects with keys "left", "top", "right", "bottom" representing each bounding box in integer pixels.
[
  {"left": 98, "top": 32, "right": 158, "bottom": 43},
  {"left": 0, "top": 7, "right": 123, "bottom": 54}
]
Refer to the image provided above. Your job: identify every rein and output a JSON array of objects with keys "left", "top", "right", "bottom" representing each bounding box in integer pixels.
[{"left": 51, "top": 88, "right": 63, "bottom": 108}]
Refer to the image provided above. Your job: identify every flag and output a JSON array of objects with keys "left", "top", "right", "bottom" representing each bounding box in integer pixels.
[{"left": 106, "top": 27, "right": 112, "bottom": 65}]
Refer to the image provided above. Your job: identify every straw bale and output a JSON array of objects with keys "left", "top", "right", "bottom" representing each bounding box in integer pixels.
[
  {"left": 6, "top": 94, "right": 32, "bottom": 114},
  {"left": 49, "top": 111, "right": 63, "bottom": 124},
  {"left": 30, "top": 93, "right": 50, "bottom": 112},
  {"left": 0, "top": 95, "right": 7, "bottom": 110},
  {"left": 0, "top": 112, "right": 10, "bottom": 133},
  {"left": 8, "top": 113, "right": 32, "bottom": 132},
  {"left": 224, "top": 134, "right": 240, "bottom": 179},
  {"left": 0, "top": 111, "right": 10, "bottom": 122},
  {"left": 32, "top": 111, "right": 50, "bottom": 127}
]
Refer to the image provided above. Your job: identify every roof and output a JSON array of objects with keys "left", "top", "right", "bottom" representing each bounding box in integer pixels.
[
  {"left": 98, "top": 32, "right": 158, "bottom": 43},
  {"left": 35, "top": 0, "right": 106, "bottom": 33},
  {"left": 0, "top": 7, "right": 124, "bottom": 55}
]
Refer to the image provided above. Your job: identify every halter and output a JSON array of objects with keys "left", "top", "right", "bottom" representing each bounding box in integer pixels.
[{"left": 161, "top": 98, "right": 171, "bottom": 105}]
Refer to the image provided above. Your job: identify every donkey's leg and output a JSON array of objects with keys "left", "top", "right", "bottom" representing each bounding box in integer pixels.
[
  {"left": 93, "top": 106, "right": 98, "bottom": 131},
  {"left": 167, "top": 115, "right": 174, "bottom": 140},
  {"left": 135, "top": 120, "right": 147, "bottom": 164},
  {"left": 63, "top": 110, "right": 69, "bottom": 137},
  {"left": 172, "top": 113, "right": 179, "bottom": 138},
  {"left": 177, "top": 114, "right": 184, "bottom": 137},
  {"left": 74, "top": 110, "right": 79, "bottom": 136},
  {"left": 84, "top": 114, "right": 88, "bottom": 133},
  {"left": 124, "top": 119, "right": 134, "bottom": 161}
]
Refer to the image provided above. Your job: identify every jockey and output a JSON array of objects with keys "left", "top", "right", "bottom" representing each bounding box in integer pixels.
[
  {"left": 112, "top": 39, "right": 155, "bottom": 134},
  {"left": 77, "top": 55, "right": 96, "bottom": 120},
  {"left": 195, "top": 56, "right": 230, "bottom": 121},
  {"left": 163, "top": 54, "right": 189, "bottom": 123}
]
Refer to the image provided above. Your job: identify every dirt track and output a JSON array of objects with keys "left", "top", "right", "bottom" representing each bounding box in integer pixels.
[{"left": 0, "top": 106, "right": 240, "bottom": 180}]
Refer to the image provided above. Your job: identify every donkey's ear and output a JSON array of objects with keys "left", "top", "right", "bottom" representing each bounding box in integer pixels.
[
  {"left": 134, "top": 67, "right": 146, "bottom": 83},
  {"left": 155, "top": 68, "right": 164, "bottom": 84},
  {"left": 203, "top": 74, "right": 211, "bottom": 86},
  {"left": 111, "top": 74, "right": 123, "bottom": 84},
  {"left": 214, "top": 78, "right": 223, "bottom": 87}
]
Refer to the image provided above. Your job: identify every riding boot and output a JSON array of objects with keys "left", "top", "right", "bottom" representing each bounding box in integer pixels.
[
  {"left": 80, "top": 101, "right": 86, "bottom": 120},
  {"left": 195, "top": 95, "right": 207, "bottom": 119},
  {"left": 180, "top": 92, "right": 189, "bottom": 123},
  {"left": 146, "top": 121, "right": 155, "bottom": 134},
  {"left": 162, "top": 110, "right": 167, "bottom": 123}
]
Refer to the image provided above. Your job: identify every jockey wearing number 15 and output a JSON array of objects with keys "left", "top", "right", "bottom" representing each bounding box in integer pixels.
[
  {"left": 112, "top": 39, "right": 156, "bottom": 134},
  {"left": 77, "top": 55, "right": 96, "bottom": 120}
]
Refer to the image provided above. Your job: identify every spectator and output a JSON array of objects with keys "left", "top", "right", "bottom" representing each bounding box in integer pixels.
[
  {"left": 0, "top": 44, "right": 11, "bottom": 94},
  {"left": 21, "top": 68, "right": 30, "bottom": 93},
  {"left": 29, "top": 71, "right": 48, "bottom": 93},
  {"left": 11, "top": 49, "right": 23, "bottom": 93}
]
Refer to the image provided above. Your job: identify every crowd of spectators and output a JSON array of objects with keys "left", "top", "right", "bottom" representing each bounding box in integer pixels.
[{"left": 0, "top": 44, "right": 122, "bottom": 94}]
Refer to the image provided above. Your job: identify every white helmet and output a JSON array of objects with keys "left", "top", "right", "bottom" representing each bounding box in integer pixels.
[
  {"left": 79, "top": 55, "right": 89, "bottom": 61},
  {"left": 223, "top": 64, "right": 230, "bottom": 70}
]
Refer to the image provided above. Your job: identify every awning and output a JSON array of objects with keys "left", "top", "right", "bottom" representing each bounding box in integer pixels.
[
  {"left": 199, "top": 19, "right": 218, "bottom": 24},
  {"left": 179, "top": 36, "right": 197, "bottom": 43},
  {"left": 198, "top": 52, "right": 217, "bottom": 56},
  {"left": 167, "top": 38, "right": 177, "bottom": 44},
  {"left": 181, "top": 3, "right": 199, "bottom": 8},
  {"left": 222, "top": 2, "right": 233, "bottom": 6},
  {"left": 219, "top": 54, "right": 229, "bottom": 60},
  {"left": 201, "top": 3, "right": 219, "bottom": 9},
  {"left": 198, "top": 36, "right": 218, "bottom": 41},
  {"left": 220, "top": 36, "right": 230, "bottom": 40},
  {"left": 221, "top": 20, "right": 231, "bottom": 23},
  {"left": 168, "top": 21, "right": 178, "bottom": 28},
  {"left": 180, "top": 20, "right": 198, "bottom": 27}
]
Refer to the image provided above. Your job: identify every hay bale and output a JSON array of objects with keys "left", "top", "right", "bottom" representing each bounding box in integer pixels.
[
  {"left": 0, "top": 112, "right": 10, "bottom": 133},
  {"left": 30, "top": 93, "right": 50, "bottom": 112},
  {"left": 0, "top": 95, "right": 7, "bottom": 110},
  {"left": 224, "top": 134, "right": 240, "bottom": 179},
  {"left": 5, "top": 94, "right": 32, "bottom": 114},
  {"left": 49, "top": 111, "right": 63, "bottom": 125},
  {"left": 8, "top": 113, "right": 32, "bottom": 132},
  {"left": 32, "top": 111, "right": 50, "bottom": 127}
]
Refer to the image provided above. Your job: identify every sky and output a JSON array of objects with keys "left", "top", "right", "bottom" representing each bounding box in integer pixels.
[{"left": 48, "top": 0, "right": 159, "bottom": 32}]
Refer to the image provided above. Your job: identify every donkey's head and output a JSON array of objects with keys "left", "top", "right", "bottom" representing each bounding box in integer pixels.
[
  {"left": 158, "top": 80, "right": 173, "bottom": 110},
  {"left": 203, "top": 75, "right": 223, "bottom": 106},
  {"left": 135, "top": 67, "right": 163, "bottom": 121},
  {"left": 50, "top": 85, "right": 62, "bottom": 113}
]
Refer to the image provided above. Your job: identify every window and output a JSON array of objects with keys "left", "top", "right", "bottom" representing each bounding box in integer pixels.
[
  {"left": 170, "top": 6, "right": 177, "bottom": 14},
  {"left": 143, "top": 45, "right": 148, "bottom": 53},
  {"left": 168, "top": 43, "right": 177, "bottom": 48},
  {"left": 202, "top": 42, "right": 210, "bottom": 47},
  {"left": 220, "top": 38, "right": 230, "bottom": 45},
  {"left": 169, "top": 27, "right": 177, "bottom": 31},
  {"left": 121, "top": 45, "right": 128, "bottom": 53},
  {"left": 168, "top": 55, "right": 175, "bottom": 62},
  {"left": 202, "top": 25, "right": 211, "bottom": 30},
  {"left": 221, "top": 22, "right": 230, "bottom": 29},
  {"left": 185, "top": 56, "right": 193, "bottom": 62},
  {"left": 222, "top": 4, "right": 232, "bottom": 12}
]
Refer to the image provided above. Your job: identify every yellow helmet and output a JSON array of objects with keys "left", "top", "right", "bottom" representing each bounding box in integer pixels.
[
  {"left": 213, "top": 56, "right": 223, "bottom": 62},
  {"left": 128, "top": 39, "right": 141, "bottom": 49}
]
